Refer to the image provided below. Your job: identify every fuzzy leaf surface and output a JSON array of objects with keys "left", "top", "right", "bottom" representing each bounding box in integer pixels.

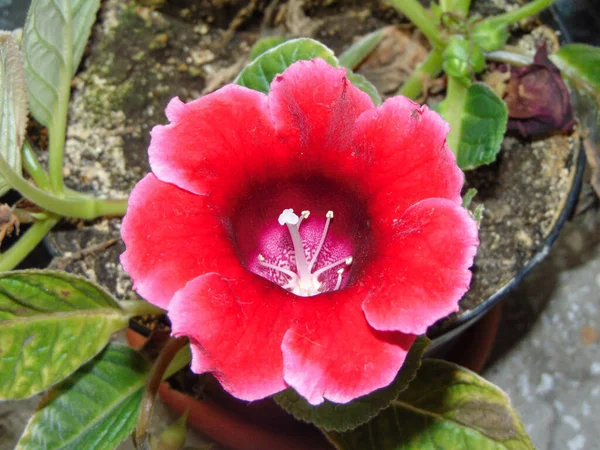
[
  {"left": 16, "top": 343, "right": 150, "bottom": 450},
  {"left": 0, "top": 270, "right": 129, "bottom": 400},
  {"left": 21, "top": 0, "right": 100, "bottom": 126},
  {"left": 0, "top": 32, "right": 27, "bottom": 195},
  {"left": 326, "top": 359, "right": 533, "bottom": 450},
  {"left": 236, "top": 37, "right": 381, "bottom": 103},
  {"left": 441, "top": 82, "right": 508, "bottom": 170}
]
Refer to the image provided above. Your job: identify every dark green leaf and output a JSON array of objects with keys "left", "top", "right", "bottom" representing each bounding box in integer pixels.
[
  {"left": 441, "top": 81, "right": 508, "bottom": 170},
  {"left": 0, "top": 270, "right": 130, "bottom": 400},
  {"left": 16, "top": 343, "right": 150, "bottom": 450},
  {"left": 274, "top": 336, "right": 429, "bottom": 431},
  {"left": 21, "top": 0, "right": 101, "bottom": 126},
  {"left": 249, "top": 36, "right": 288, "bottom": 61},
  {"left": 0, "top": 32, "right": 27, "bottom": 196},
  {"left": 235, "top": 38, "right": 338, "bottom": 94},
  {"left": 326, "top": 359, "right": 533, "bottom": 450},
  {"left": 338, "top": 28, "right": 388, "bottom": 70}
]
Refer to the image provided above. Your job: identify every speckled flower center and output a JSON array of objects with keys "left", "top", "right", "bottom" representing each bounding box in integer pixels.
[{"left": 255, "top": 209, "right": 353, "bottom": 296}]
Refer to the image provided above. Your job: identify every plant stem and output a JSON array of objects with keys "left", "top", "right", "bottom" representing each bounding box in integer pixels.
[
  {"left": 388, "top": 0, "right": 444, "bottom": 48},
  {"left": 122, "top": 299, "right": 166, "bottom": 317},
  {"left": 134, "top": 337, "right": 190, "bottom": 450},
  {"left": 0, "top": 152, "right": 128, "bottom": 219},
  {"left": 487, "top": 0, "right": 554, "bottom": 27},
  {"left": 397, "top": 49, "right": 444, "bottom": 99},
  {"left": 47, "top": 4, "right": 75, "bottom": 196},
  {"left": 440, "top": 75, "right": 469, "bottom": 156},
  {"left": 22, "top": 142, "right": 51, "bottom": 191},
  {"left": 0, "top": 216, "right": 59, "bottom": 271}
]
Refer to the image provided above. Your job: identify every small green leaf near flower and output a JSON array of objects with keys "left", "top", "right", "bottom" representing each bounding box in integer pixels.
[{"left": 236, "top": 38, "right": 382, "bottom": 104}]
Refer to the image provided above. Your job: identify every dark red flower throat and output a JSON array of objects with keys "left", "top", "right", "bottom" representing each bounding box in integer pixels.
[{"left": 232, "top": 176, "right": 370, "bottom": 297}]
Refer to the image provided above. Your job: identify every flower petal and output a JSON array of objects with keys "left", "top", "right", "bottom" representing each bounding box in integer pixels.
[
  {"left": 353, "top": 96, "right": 464, "bottom": 223},
  {"left": 149, "top": 85, "right": 281, "bottom": 199},
  {"left": 268, "top": 58, "right": 374, "bottom": 179},
  {"left": 120, "top": 174, "right": 236, "bottom": 309},
  {"left": 169, "top": 273, "right": 292, "bottom": 401},
  {"left": 282, "top": 295, "right": 416, "bottom": 405},
  {"left": 362, "top": 198, "right": 479, "bottom": 335}
]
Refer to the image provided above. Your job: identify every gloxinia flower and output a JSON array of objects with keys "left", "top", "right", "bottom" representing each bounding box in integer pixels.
[{"left": 121, "top": 59, "right": 478, "bottom": 405}]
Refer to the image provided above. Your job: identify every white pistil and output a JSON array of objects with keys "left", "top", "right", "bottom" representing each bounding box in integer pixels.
[{"left": 261, "top": 209, "right": 353, "bottom": 297}]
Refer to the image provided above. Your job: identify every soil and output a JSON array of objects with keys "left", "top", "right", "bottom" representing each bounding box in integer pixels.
[{"left": 41, "top": 0, "right": 580, "bottom": 338}]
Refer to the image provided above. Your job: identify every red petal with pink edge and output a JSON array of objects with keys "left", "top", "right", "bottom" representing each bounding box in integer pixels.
[
  {"left": 282, "top": 295, "right": 416, "bottom": 405},
  {"left": 149, "top": 85, "right": 283, "bottom": 201},
  {"left": 120, "top": 174, "right": 237, "bottom": 309},
  {"left": 268, "top": 59, "right": 374, "bottom": 181},
  {"left": 169, "top": 272, "right": 292, "bottom": 401},
  {"left": 362, "top": 198, "right": 479, "bottom": 335},
  {"left": 353, "top": 96, "right": 463, "bottom": 225}
]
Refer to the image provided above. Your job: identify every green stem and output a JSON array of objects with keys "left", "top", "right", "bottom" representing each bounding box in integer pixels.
[
  {"left": 388, "top": 0, "right": 444, "bottom": 48},
  {"left": 0, "top": 152, "right": 128, "bottom": 219},
  {"left": 398, "top": 49, "right": 444, "bottom": 99},
  {"left": 439, "top": 75, "right": 469, "bottom": 156},
  {"left": 486, "top": 0, "right": 554, "bottom": 26},
  {"left": 47, "top": 5, "right": 74, "bottom": 196},
  {"left": 0, "top": 217, "right": 59, "bottom": 271},
  {"left": 122, "top": 299, "right": 166, "bottom": 317},
  {"left": 134, "top": 337, "right": 189, "bottom": 450},
  {"left": 22, "top": 142, "right": 51, "bottom": 191}
]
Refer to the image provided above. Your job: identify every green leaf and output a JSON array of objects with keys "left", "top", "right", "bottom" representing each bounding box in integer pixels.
[
  {"left": 0, "top": 32, "right": 27, "bottom": 196},
  {"left": 274, "top": 336, "right": 429, "bottom": 431},
  {"left": 440, "top": 80, "right": 508, "bottom": 170},
  {"left": 16, "top": 343, "right": 150, "bottom": 450},
  {"left": 551, "top": 44, "right": 600, "bottom": 197},
  {"left": 21, "top": 0, "right": 101, "bottom": 127},
  {"left": 338, "top": 28, "right": 388, "bottom": 70},
  {"left": 326, "top": 359, "right": 534, "bottom": 450},
  {"left": 0, "top": 270, "right": 131, "bottom": 400},
  {"left": 150, "top": 411, "right": 189, "bottom": 450},
  {"left": 552, "top": 44, "right": 600, "bottom": 91},
  {"left": 235, "top": 38, "right": 338, "bottom": 94},
  {"left": 249, "top": 36, "right": 288, "bottom": 61},
  {"left": 235, "top": 37, "right": 381, "bottom": 104}
]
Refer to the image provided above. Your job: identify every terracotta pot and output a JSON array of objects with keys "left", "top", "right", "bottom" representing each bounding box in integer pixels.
[{"left": 126, "top": 304, "right": 502, "bottom": 450}]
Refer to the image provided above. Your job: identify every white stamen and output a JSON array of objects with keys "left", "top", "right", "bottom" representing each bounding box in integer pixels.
[
  {"left": 313, "top": 256, "right": 353, "bottom": 277},
  {"left": 298, "top": 210, "right": 310, "bottom": 227},
  {"left": 334, "top": 269, "right": 344, "bottom": 290},
  {"left": 257, "top": 209, "right": 353, "bottom": 297},
  {"left": 308, "top": 211, "right": 333, "bottom": 271}
]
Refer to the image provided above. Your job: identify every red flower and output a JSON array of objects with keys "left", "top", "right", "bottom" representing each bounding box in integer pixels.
[{"left": 121, "top": 59, "right": 478, "bottom": 405}]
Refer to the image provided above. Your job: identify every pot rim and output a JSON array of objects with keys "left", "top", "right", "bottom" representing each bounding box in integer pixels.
[{"left": 427, "top": 141, "right": 586, "bottom": 346}]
